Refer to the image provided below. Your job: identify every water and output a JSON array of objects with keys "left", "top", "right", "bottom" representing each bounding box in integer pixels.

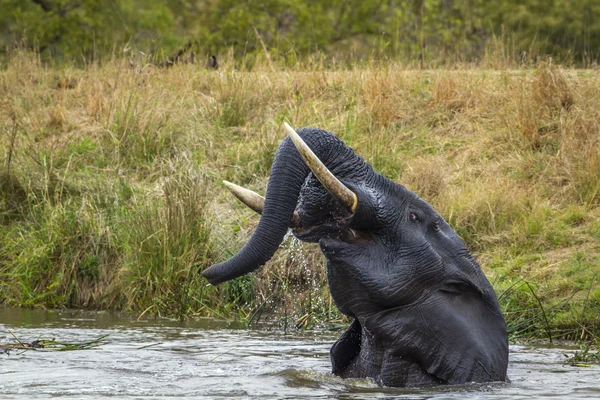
[{"left": 1, "top": 308, "right": 598, "bottom": 399}]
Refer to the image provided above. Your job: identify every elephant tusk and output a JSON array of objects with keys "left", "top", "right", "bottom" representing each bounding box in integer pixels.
[
  {"left": 223, "top": 180, "right": 302, "bottom": 228},
  {"left": 223, "top": 180, "right": 264, "bottom": 215},
  {"left": 284, "top": 122, "right": 358, "bottom": 213}
]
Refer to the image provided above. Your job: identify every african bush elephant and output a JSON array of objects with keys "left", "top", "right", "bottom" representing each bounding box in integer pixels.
[{"left": 202, "top": 124, "right": 508, "bottom": 387}]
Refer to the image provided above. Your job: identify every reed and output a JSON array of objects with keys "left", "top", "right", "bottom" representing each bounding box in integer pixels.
[{"left": 1, "top": 331, "right": 108, "bottom": 353}]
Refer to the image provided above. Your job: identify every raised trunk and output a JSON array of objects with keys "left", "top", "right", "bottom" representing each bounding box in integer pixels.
[{"left": 202, "top": 128, "right": 364, "bottom": 285}]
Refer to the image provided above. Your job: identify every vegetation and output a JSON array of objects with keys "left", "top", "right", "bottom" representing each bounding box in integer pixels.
[
  {"left": 564, "top": 343, "right": 600, "bottom": 367},
  {"left": 1, "top": 330, "right": 108, "bottom": 352},
  {"left": 0, "top": 48, "right": 599, "bottom": 341},
  {"left": 1, "top": 1, "right": 599, "bottom": 66}
]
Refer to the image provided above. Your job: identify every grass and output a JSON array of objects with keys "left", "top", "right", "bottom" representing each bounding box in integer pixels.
[
  {"left": 1, "top": 330, "right": 108, "bottom": 353},
  {"left": 0, "top": 50, "right": 599, "bottom": 340},
  {"left": 564, "top": 343, "right": 600, "bottom": 367}
]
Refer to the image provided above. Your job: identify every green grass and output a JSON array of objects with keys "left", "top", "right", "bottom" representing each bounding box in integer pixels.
[
  {"left": 1, "top": 331, "right": 109, "bottom": 352},
  {"left": 0, "top": 51, "right": 599, "bottom": 340},
  {"left": 564, "top": 343, "right": 600, "bottom": 367}
]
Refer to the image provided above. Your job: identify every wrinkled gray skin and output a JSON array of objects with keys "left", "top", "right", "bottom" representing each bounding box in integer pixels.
[{"left": 202, "top": 128, "right": 508, "bottom": 387}]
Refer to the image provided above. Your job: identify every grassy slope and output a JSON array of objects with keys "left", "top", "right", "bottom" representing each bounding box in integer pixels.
[{"left": 1, "top": 52, "right": 599, "bottom": 340}]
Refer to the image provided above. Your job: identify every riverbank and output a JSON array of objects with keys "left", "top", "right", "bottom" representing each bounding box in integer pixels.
[{"left": 1, "top": 52, "right": 599, "bottom": 341}]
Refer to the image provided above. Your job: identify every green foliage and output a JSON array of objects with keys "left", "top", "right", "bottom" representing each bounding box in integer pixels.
[
  {"left": 119, "top": 167, "right": 216, "bottom": 320},
  {"left": 0, "top": 195, "right": 120, "bottom": 308},
  {"left": 1, "top": 0, "right": 599, "bottom": 65},
  {"left": 0, "top": 0, "right": 183, "bottom": 62},
  {"left": 564, "top": 343, "right": 600, "bottom": 366},
  {"left": 222, "top": 274, "right": 256, "bottom": 307}
]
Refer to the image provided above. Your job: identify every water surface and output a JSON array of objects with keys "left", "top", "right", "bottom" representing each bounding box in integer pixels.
[{"left": 0, "top": 308, "right": 598, "bottom": 399}]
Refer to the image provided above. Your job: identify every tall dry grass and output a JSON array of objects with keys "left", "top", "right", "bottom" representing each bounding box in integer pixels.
[{"left": 1, "top": 51, "right": 599, "bottom": 338}]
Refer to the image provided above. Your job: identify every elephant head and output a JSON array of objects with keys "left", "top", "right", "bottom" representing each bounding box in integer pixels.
[{"left": 202, "top": 124, "right": 508, "bottom": 387}]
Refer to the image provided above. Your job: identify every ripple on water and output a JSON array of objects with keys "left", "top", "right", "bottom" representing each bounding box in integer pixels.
[{"left": 0, "top": 308, "right": 599, "bottom": 399}]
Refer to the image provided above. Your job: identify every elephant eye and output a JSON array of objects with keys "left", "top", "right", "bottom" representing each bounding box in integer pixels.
[{"left": 409, "top": 212, "right": 419, "bottom": 222}]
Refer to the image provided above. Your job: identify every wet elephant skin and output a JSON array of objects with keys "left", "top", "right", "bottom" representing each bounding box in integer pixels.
[{"left": 202, "top": 127, "right": 508, "bottom": 387}]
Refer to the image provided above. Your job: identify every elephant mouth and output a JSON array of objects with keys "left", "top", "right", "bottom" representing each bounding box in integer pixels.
[
  {"left": 293, "top": 214, "right": 369, "bottom": 244},
  {"left": 293, "top": 220, "right": 347, "bottom": 242}
]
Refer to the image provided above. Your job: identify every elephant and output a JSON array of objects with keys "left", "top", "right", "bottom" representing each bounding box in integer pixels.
[{"left": 202, "top": 124, "right": 508, "bottom": 387}]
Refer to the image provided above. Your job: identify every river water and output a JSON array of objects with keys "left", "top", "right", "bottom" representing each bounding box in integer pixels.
[{"left": 0, "top": 308, "right": 598, "bottom": 399}]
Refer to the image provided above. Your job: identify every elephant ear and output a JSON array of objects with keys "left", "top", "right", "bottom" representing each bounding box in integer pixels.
[
  {"left": 364, "top": 286, "right": 508, "bottom": 384},
  {"left": 330, "top": 319, "right": 362, "bottom": 375}
]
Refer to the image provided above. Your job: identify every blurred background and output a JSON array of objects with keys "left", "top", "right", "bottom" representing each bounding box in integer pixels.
[{"left": 1, "top": 0, "right": 599, "bottom": 66}]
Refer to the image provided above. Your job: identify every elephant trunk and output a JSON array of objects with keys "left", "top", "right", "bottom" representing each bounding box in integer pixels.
[{"left": 202, "top": 127, "right": 365, "bottom": 285}]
